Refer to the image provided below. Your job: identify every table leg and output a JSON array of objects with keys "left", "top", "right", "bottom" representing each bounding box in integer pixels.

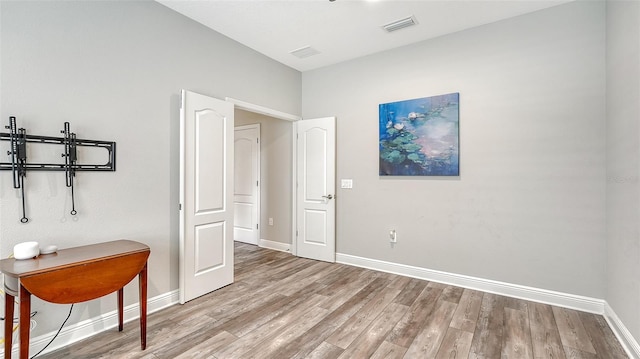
[
  {"left": 118, "top": 288, "right": 124, "bottom": 332},
  {"left": 19, "top": 285, "right": 30, "bottom": 359},
  {"left": 138, "top": 262, "right": 147, "bottom": 350},
  {"left": 4, "top": 291, "right": 14, "bottom": 359}
]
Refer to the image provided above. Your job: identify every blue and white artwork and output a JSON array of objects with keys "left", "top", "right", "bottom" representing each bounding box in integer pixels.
[{"left": 379, "top": 93, "right": 459, "bottom": 176}]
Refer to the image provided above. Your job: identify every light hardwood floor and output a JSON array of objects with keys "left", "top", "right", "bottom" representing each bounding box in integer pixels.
[{"left": 39, "top": 242, "right": 628, "bottom": 359}]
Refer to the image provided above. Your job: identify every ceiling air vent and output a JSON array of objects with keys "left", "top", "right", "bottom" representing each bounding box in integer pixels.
[
  {"left": 382, "top": 16, "right": 417, "bottom": 33},
  {"left": 289, "top": 46, "right": 321, "bottom": 59}
]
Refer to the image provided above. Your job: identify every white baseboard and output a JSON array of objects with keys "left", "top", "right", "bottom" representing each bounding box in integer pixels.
[
  {"left": 337, "top": 252, "right": 640, "bottom": 359},
  {"left": 259, "top": 238, "right": 291, "bottom": 253},
  {"left": 3, "top": 290, "right": 180, "bottom": 358},
  {"left": 6, "top": 256, "right": 639, "bottom": 359},
  {"left": 336, "top": 252, "right": 604, "bottom": 313},
  {"left": 604, "top": 302, "right": 640, "bottom": 359}
]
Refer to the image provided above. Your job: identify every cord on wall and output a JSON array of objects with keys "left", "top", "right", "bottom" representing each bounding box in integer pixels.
[{"left": 29, "top": 304, "right": 73, "bottom": 359}]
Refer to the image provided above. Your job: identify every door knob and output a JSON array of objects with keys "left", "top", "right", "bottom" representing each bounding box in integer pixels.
[{"left": 322, "top": 194, "right": 334, "bottom": 200}]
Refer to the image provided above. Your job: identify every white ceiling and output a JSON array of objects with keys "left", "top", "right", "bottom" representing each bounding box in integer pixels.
[{"left": 157, "top": 0, "right": 572, "bottom": 72}]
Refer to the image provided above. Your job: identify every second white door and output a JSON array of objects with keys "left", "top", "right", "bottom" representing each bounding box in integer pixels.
[
  {"left": 296, "top": 117, "right": 336, "bottom": 263},
  {"left": 234, "top": 124, "right": 260, "bottom": 245}
]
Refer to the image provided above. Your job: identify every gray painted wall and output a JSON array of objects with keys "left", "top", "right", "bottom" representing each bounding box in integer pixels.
[
  {"left": 302, "top": 1, "right": 607, "bottom": 298},
  {"left": 235, "top": 110, "right": 293, "bottom": 245},
  {"left": 606, "top": 0, "right": 640, "bottom": 343},
  {"left": 0, "top": 0, "right": 300, "bottom": 338},
  {"left": 3, "top": 0, "right": 639, "bottom": 352}
]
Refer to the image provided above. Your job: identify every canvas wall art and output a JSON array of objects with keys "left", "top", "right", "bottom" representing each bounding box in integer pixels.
[{"left": 379, "top": 93, "right": 459, "bottom": 176}]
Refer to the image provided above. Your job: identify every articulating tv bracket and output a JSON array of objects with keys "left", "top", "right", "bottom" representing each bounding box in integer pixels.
[{"left": 1, "top": 116, "right": 116, "bottom": 223}]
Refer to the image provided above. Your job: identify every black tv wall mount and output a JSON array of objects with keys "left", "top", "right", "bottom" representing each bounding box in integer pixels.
[{"left": 1, "top": 116, "right": 116, "bottom": 223}]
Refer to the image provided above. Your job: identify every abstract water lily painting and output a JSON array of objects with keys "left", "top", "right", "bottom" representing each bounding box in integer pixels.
[{"left": 379, "top": 93, "right": 459, "bottom": 176}]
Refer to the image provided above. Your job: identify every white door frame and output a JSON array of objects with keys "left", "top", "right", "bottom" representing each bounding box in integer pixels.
[{"left": 225, "top": 97, "right": 301, "bottom": 255}]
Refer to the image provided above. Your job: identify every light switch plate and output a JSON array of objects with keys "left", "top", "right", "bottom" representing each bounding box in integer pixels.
[{"left": 341, "top": 179, "right": 353, "bottom": 189}]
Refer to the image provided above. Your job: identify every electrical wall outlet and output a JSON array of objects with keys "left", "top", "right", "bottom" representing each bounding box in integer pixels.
[{"left": 389, "top": 229, "right": 397, "bottom": 243}]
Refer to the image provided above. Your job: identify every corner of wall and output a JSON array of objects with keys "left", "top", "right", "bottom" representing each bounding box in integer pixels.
[{"left": 604, "top": 302, "right": 640, "bottom": 358}]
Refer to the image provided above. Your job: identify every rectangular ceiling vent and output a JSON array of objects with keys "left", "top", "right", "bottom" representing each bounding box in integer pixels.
[
  {"left": 382, "top": 16, "right": 417, "bottom": 33},
  {"left": 289, "top": 46, "right": 321, "bottom": 59}
]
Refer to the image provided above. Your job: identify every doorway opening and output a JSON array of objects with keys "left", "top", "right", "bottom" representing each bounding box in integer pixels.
[
  {"left": 227, "top": 97, "right": 336, "bottom": 263},
  {"left": 234, "top": 110, "right": 294, "bottom": 252}
]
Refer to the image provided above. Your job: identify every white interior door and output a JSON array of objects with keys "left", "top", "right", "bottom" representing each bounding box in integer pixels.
[
  {"left": 296, "top": 117, "right": 336, "bottom": 262},
  {"left": 179, "top": 89, "right": 234, "bottom": 304},
  {"left": 234, "top": 124, "right": 260, "bottom": 245}
]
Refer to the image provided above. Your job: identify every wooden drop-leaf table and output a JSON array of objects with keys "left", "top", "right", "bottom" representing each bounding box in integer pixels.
[{"left": 0, "top": 240, "right": 150, "bottom": 359}]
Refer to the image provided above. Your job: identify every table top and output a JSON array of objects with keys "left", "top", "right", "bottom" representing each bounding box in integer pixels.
[{"left": 0, "top": 239, "right": 149, "bottom": 278}]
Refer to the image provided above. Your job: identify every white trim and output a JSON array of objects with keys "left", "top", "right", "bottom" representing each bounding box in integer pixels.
[
  {"left": 225, "top": 97, "right": 301, "bottom": 122},
  {"left": 604, "top": 302, "right": 640, "bottom": 359},
  {"left": 5, "top": 267, "right": 638, "bottom": 359},
  {"left": 291, "top": 120, "right": 298, "bottom": 256},
  {"left": 259, "top": 238, "right": 291, "bottom": 253},
  {"left": 337, "top": 254, "right": 640, "bottom": 358},
  {"left": 179, "top": 89, "right": 187, "bottom": 304},
  {"left": 3, "top": 290, "right": 180, "bottom": 358},
  {"left": 336, "top": 252, "right": 604, "bottom": 314},
  {"left": 225, "top": 97, "right": 299, "bottom": 257}
]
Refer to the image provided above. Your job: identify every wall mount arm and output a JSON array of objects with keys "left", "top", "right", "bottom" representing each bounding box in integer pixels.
[
  {"left": 4, "top": 117, "right": 29, "bottom": 222},
  {"left": 62, "top": 121, "right": 78, "bottom": 215}
]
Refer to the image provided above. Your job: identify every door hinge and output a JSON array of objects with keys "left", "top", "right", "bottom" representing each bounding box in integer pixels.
[
  {"left": 257, "top": 138, "right": 259, "bottom": 144},
  {"left": 296, "top": 230, "right": 298, "bottom": 237},
  {"left": 257, "top": 180, "right": 259, "bottom": 187},
  {"left": 256, "top": 224, "right": 259, "bottom": 229},
  {"left": 178, "top": 203, "right": 182, "bottom": 211}
]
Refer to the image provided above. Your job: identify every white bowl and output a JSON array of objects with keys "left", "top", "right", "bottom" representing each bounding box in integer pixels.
[{"left": 13, "top": 241, "right": 40, "bottom": 260}]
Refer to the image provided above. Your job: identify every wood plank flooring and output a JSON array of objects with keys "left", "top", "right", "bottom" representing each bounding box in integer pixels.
[{"left": 38, "top": 242, "right": 628, "bottom": 359}]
